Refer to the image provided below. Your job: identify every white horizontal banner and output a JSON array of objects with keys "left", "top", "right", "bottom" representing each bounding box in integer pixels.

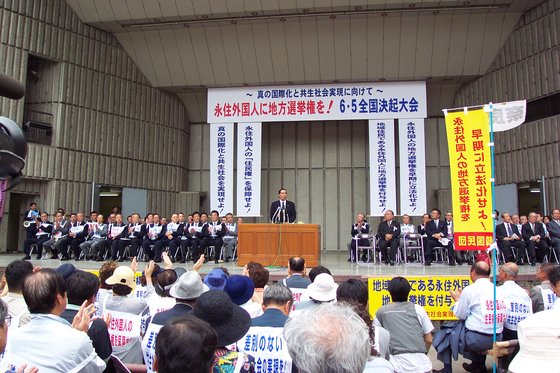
[
  {"left": 485, "top": 100, "right": 527, "bottom": 132},
  {"left": 208, "top": 81, "right": 427, "bottom": 123}
]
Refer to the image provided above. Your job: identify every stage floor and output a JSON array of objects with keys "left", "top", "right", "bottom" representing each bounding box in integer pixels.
[{"left": 1, "top": 250, "right": 538, "bottom": 279}]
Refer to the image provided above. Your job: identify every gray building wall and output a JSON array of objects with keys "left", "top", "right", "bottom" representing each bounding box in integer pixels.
[
  {"left": 0, "top": 0, "right": 190, "bottom": 251},
  {"left": 454, "top": 0, "right": 560, "bottom": 212}
]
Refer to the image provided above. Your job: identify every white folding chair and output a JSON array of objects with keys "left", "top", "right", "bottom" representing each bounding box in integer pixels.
[
  {"left": 354, "top": 234, "right": 377, "bottom": 264},
  {"left": 402, "top": 233, "right": 424, "bottom": 264},
  {"left": 549, "top": 247, "right": 559, "bottom": 264}
]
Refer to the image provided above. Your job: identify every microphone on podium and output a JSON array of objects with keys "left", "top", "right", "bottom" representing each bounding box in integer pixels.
[{"left": 272, "top": 205, "right": 281, "bottom": 223}]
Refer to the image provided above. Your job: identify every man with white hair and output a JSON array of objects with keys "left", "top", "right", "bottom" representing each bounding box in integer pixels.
[
  {"left": 283, "top": 303, "right": 391, "bottom": 373},
  {"left": 498, "top": 262, "right": 533, "bottom": 341},
  {"left": 498, "top": 262, "right": 533, "bottom": 371},
  {"left": 237, "top": 284, "right": 294, "bottom": 371}
]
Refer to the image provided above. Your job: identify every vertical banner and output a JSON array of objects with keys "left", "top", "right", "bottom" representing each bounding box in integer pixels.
[
  {"left": 398, "top": 119, "right": 427, "bottom": 215},
  {"left": 237, "top": 122, "right": 262, "bottom": 217},
  {"left": 369, "top": 120, "right": 397, "bottom": 216},
  {"left": 444, "top": 109, "right": 493, "bottom": 250},
  {"left": 210, "top": 123, "right": 234, "bottom": 215}
]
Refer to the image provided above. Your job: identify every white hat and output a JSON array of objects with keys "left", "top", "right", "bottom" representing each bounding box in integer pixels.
[
  {"left": 105, "top": 266, "right": 136, "bottom": 289},
  {"left": 169, "top": 272, "right": 209, "bottom": 300},
  {"left": 509, "top": 308, "right": 560, "bottom": 373},
  {"left": 306, "top": 273, "right": 338, "bottom": 302}
]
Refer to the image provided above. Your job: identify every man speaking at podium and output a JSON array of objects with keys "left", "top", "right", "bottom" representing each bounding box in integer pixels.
[{"left": 270, "top": 188, "right": 297, "bottom": 223}]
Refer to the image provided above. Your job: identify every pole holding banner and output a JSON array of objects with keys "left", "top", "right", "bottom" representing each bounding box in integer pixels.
[
  {"left": 398, "top": 119, "right": 427, "bottom": 216},
  {"left": 210, "top": 123, "right": 234, "bottom": 215},
  {"left": 369, "top": 120, "right": 397, "bottom": 216},
  {"left": 237, "top": 123, "right": 262, "bottom": 217}
]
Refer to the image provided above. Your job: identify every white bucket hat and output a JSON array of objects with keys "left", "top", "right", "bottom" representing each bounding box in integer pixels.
[{"left": 306, "top": 273, "right": 338, "bottom": 302}]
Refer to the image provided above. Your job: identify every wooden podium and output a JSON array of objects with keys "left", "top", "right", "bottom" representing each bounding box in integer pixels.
[{"left": 237, "top": 224, "right": 321, "bottom": 267}]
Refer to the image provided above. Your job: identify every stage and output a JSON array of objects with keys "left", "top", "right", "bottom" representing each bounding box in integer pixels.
[{"left": 0, "top": 251, "right": 538, "bottom": 282}]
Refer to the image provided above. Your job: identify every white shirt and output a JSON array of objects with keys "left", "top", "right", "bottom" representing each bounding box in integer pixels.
[
  {"left": 0, "top": 314, "right": 106, "bottom": 373},
  {"left": 499, "top": 280, "right": 533, "bottom": 331},
  {"left": 240, "top": 300, "right": 263, "bottom": 318},
  {"left": 1, "top": 292, "right": 30, "bottom": 327},
  {"left": 147, "top": 294, "right": 176, "bottom": 317},
  {"left": 362, "top": 357, "right": 395, "bottom": 373},
  {"left": 451, "top": 278, "right": 508, "bottom": 334},
  {"left": 400, "top": 224, "right": 415, "bottom": 236},
  {"left": 94, "top": 288, "right": 112, "bottom": 317}
]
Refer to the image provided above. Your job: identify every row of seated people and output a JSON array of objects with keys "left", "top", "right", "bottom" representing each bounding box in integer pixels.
[
  {"left": 348, "top": 208, "right": 560, "bottom": 267},
  {"left": 348, "top": 209, "right": 462, "bottom": 266},
  {"left": 22, "top": 209, "right": 239, "bottom": 264},
  {"left": 496, "top": 210, "right": 560, "bottom": 265}
]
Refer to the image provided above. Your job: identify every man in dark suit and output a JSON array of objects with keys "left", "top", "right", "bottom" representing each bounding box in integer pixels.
[
  {"left": 496, "top": 212, "right": 527, "bottom": 264},
  {"left": 251, "top": 284, "right": 292, "bottom": 327},
  {"left": 199, "top": 210, "right": 227, "bottom": 264},
  {"left": 546, "top": 209, "right": 560, "bottom": 262},
  {"left": 425, "top": 208, "right": 456, "bottom": 266},
  {"left": 522, "top": 212, "right": 549, "bottom": 265},
  {"left": 23, "top": 212, "right": 52, "bottom": 260},
  {"left": 116, "top": 212, "right": 145, "bottom": 261},
  {"left": 270, "top": 188, "right": 297, "bottom": 223},
  {"left": 59, "top": 212, "right": 88, "bottom": 261},
  {"left": 377, "top": 210, "right": 400, "bottom": 266},
  {"left": 141, "top": 213, "right": 166, "bottom": 262},
  {"left": 23, "top": 202, "right": 39, "bottom": 240},
  {"left": 183, "top": 212, "right": 207, "bottom": 263}
]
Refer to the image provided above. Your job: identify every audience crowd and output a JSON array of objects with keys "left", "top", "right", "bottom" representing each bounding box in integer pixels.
[{"left": 3, "top": 213, "right": 560, "bottom": 373}]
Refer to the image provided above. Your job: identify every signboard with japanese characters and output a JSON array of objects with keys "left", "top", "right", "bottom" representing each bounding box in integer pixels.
[
  {"left": 487, "top": 100, "right": 527, "bottom": 132},
  {"left": 237, "top": 123, "right": 262, "bottom": 217},
  {"left": 368, "top": 276, "right": 472, "bottom": 320},
  {"left": 237, "top": 327, "right": 292, "bottom": 373},
  {"left": 369, "top": 120, "right": 397, "bottom": 216},
  {"left": 107, "top": 310, "right": 142, "bottom": 348},
  {"left": 208, "top": 81, "right": 427, "bottom": 123},
  {"left": 210, "top": 123, "right": 234, "bottom": 215},
  {"left": 398, "top": 119, "right": 427, "bottom": 215},
  {"left": 208, "top": 81, "right": 428, "bottom": 218},
  {"left": 444, "top": 109, "right": 493, "bottom": 250}
]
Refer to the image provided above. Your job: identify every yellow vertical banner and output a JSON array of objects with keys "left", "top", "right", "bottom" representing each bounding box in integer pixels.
[{"left": 445, "top": 109, "right": 493, "bottom": 250}]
